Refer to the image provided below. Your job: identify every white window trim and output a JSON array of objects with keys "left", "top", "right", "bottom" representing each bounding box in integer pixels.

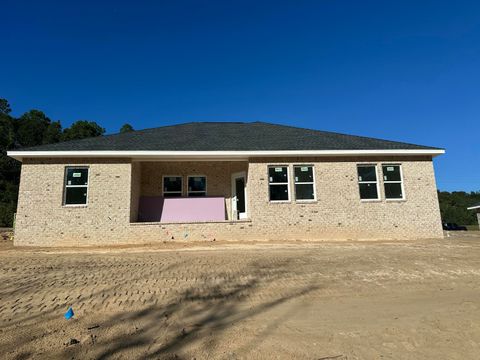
[
  {"left": 357, "top": 164, "right": 381, "bottom": 202},
  {"left": 383, "top": 164, "right": 406, "bottom": 201},
  {"left": 162, "top": 175, "right": 183, "bottom": 197},
  {"left": 293, "top": 164, "right": 317, "bottom": 202},
  {"left": 187, "top": 175, "right": 207, "bottom": 196},
  {"left": 63, "top": 166, "right": 89, "bottom": 207},
  {"left": 268, "top": 165, "right": 291, "bottom": 203}
]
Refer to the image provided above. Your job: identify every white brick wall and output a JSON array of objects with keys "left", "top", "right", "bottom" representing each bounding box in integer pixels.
[
  {"left": 247, "top": 156, "right": 443, "bottom": 240},
  {"left": 13, "top": 156, "right": 443, "bottom": 246}
]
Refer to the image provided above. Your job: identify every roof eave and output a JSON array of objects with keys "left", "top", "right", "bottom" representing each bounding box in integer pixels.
[{"left": 7, "top": 149, "right": 446, "bottom": 162}]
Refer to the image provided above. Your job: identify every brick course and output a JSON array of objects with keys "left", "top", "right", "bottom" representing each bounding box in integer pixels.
[{"left": 13, "top": 156, "right": 443, "bottom": 246}]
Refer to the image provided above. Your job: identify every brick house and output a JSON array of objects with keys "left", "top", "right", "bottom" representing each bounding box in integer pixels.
[
  {"left": 467, "top": 203, "right": 480, "bottom": 229},
  {"left": 8, "top": 122, "right": 445, "bottom": 246}
]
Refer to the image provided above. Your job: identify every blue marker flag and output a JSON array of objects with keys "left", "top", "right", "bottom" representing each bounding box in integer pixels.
[{"left": 64, "top": 307, "right": 74, "bottom": 320}]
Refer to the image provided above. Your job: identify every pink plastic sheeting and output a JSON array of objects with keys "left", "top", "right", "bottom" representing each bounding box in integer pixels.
[{"left": 137, "top": 196, "right": 226, "bottom": 223}]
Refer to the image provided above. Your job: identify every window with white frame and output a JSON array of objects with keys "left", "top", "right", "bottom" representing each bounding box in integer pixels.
[
  {"left": 268, "top": 166, "right": 289, "bottom": 201},
  {"left": 163, "top": 176, "right": 182, "bottom": 197},
  {"left": 294, "top": 165, "right": 315, "bottom": 201},
  {"left": 188, "top": 176, "right": 207, "bottom": 197},
  {"left": 382, "top": 164, "right": 404, "bottom": 200},
  {"left": 64, "top": 167, "right": 89, "bottom": 205},
  {"left": 357, "top": 165, "right": 379, "bottom": 200}
]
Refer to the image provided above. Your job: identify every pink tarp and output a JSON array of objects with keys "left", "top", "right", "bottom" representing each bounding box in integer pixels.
[{"left": 138, "top": 196, "right": 226, "bottom": 222}]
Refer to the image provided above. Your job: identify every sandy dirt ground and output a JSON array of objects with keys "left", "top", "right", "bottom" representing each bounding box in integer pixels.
[{"left": 1, "top": 232, "right": 480, "bottom": 359}]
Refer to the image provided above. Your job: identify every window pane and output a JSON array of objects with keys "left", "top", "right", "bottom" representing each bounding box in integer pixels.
[
  {"left": 66, "top": 168, "right": 88, "bottom": 186},
  {"left": 188, "top": 177, "right": 206, "bottom": 192},
  {"left": 294, "top": 166, "right": 313, "bottom": 183},
  {"left": 385, "top": 183, "right": 403, "bottom": 199},
  {"left": 164, "top": 192, "right": 182, "bottom": 198},
  {"left": 188, "top": 192, "right": 206, "bottom": 197},
  {"left": 65, "top": 187, "right": 88, "bottom": 205},
  {"left": 164, "top": 176, "right": 182, "bottom": 193},
  {"left": 295, "top": 184, "right": 314, "bottom": 200},
  {"left": 382, "top": 165, "right": 401, "bottom": 182},
  {"left": 268, "top": 167, "right": 288, "bottom": 183},
  {"left": 357, "top": 166, "right": 377, "bottom": 182},
  {"left": 359, "top": 183, "right": 378, "bottom": 200},
  {"left": 269, "top": 185, "right": 289, "bottom": 201}
]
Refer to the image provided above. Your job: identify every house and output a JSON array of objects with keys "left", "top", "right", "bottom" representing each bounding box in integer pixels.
[
  {"left": 7, "top": 122, "right": 445, "bottom": 246},
  {"left": 467, "top": 203, "right": 480, "bottom": 229}
]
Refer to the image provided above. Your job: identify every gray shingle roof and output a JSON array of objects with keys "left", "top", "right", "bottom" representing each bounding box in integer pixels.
[
  {"left": 468, "top": 202, "right": 480, "bottom": 209},
  {"left": 16, "top": 122, "right": 442, "bottom": 152}
]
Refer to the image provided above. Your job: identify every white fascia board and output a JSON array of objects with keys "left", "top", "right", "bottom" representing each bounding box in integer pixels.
[
  {"left": 7, "top": 149, "right": 445, "bottom": 161},
  {"left": 8, "top": 149, "right": 446, "bottom": 162},
  {"left": 467, "top": 205, "right": 480, "bottom": 211}
]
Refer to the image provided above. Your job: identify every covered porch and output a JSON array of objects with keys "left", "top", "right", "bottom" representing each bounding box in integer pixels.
[{"left": 130, "top": 161, "right": 249, "bottom": 223}]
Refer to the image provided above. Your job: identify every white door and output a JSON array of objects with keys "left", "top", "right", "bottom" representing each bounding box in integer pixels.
[{"left": 232, "top": 172, "right": 247, "bottom": 220}]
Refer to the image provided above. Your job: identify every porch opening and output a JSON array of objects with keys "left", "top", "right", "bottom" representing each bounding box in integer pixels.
[{"left": 130, "top": 161, "right": 248, "bottom": 223}]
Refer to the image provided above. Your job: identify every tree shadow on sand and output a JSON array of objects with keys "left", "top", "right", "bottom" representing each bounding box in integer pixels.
[
  {"left": 0, "top": 261, "right": 184, "bottom": 356},
  {"left": 81, "top": 258, "right": 322, "bottom": 359}
]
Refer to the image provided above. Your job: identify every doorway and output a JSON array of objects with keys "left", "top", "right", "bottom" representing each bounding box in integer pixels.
[{"left": 232, "top": 172, "right": 247, "bottom": 220}]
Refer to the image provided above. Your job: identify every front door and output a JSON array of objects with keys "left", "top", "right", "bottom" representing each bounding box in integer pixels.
[{"left": 232, "top": 172, "right": 247, "bottom": 220}]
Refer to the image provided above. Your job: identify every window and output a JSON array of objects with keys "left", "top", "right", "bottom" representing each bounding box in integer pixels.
[
  {"left": 163, "top": 176, "right": 182, "bottom": 197},
  {"left": 357, "top": 165, "right": 379, "bottom": 200},
  {"left": 382, "top": 164, "right": 404, "bottom": 200},
  {"left": 64, "top": 167, "right": 89, "bottom": 206},
  {"left": 268, "top": 166, "right": 290, "bottom": 201},
  {"left": 294, "top": 165, "right": 315, "bottom": 201},
  {"left": 188, "top": 176, "right": 207, "bottom": 197}
]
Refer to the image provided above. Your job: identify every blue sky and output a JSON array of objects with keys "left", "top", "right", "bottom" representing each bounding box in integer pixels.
[{"left": 1, "top": 0, "right": 479, "bottom": 191}]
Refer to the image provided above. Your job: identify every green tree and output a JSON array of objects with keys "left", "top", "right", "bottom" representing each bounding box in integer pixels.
[
  {"left": 16, "top": 110, "right": 52, "bottom": 147},
  {"left": 0, "top": 100, "right": 19, "bottom": 226},
  {"left": 120, "top": 123, "right": 134, "bottom": 133},
  {"left": 0, "top": 113, "right": 15, "bottom": 150},
  {"left": 43, "top": 121, "right": 63, "bottom": 144},
  {"left": 62, "top": 120, "right": 105, "bottom": 141},
  {"left": 0, "top": 98, "right": 11, "bottom": 115},
  {"left": 0, "top": 112, "right": 18, "bottom": 183},
  {"left": 438, "top": 190, "right": 480, "bottom": 225}
]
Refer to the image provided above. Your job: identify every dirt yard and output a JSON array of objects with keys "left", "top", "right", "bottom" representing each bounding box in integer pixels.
[{"left": 1, "top": 233, "right": 480, "bottom": 359}]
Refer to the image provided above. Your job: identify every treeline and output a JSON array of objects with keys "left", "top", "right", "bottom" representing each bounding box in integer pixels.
[
  {"left": 438, "top": 191, "right": 480, "bottom": 226},
  {"left": 0, "top": 98, "right": 133, "bottom": 226}
]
